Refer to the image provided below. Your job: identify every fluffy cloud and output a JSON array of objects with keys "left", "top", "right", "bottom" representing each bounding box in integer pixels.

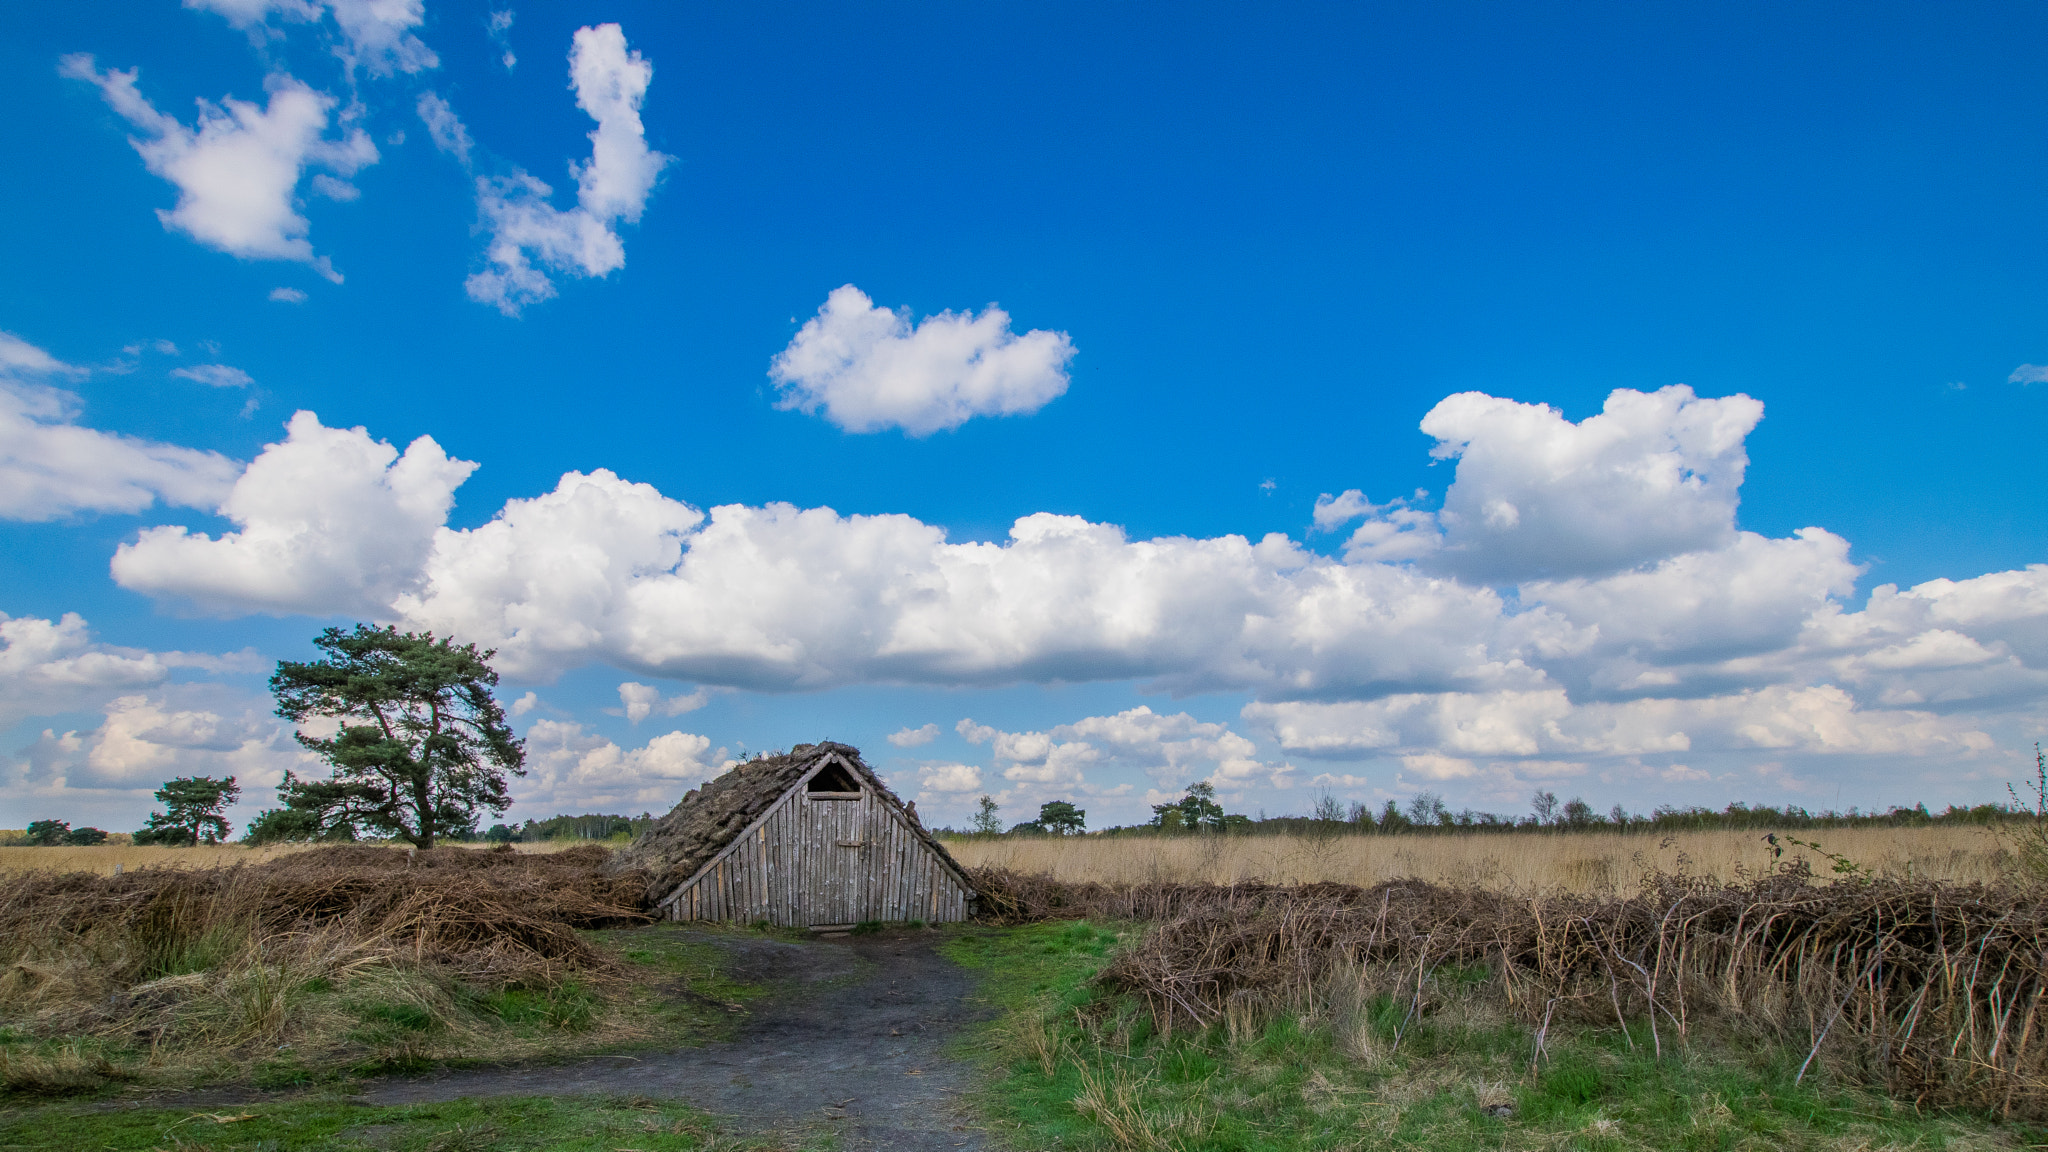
[
  {"left": 62, "top": 57, "right": 377, "bottom": 281},
  {"left": 958, "top": 707, "right": 1283, "bottom": 801},
  {"left": 463, "top": 25, "right": 670, "bottom": 315},
  {"left": 108, "top": 386, "right": 2048, "bottom": 809},
  {"left": 268, "top": 287, "right": 308, "bottom": 303},
  {"left": 1244, "top": 684, "right": 1995, "bottom": 761},
  {"left": 616, "top": 681, "right": 708, "bottom": 723},
  {"left": 381, "top": 485, "right": 1523, "bottom": 699},
  {"left": 8, "top": 687, "right": 321, "bottom": 833},
  {"left": 111, "top": 411, "right": 475, "bottom": 616},
  {"left": 517, "top": 720, "right": 729, "bottom": 812},
  {"left": 916, "top": 762, "right": 982, "bottom": 795},
  {"left": 324, "top": 0, "right": 437, "bottom": 75},
  {"left": 185, "top": 0, "right": 438, "bottom": 77},
  {"left": 1342, "top": 386, "right": 1762, "bottom": 582},
  {"left": 770, "top": 285, "right": 1076, "bottom": 435},
  {"left": 888, "top": 723, "right": 939, "bottom": 747},
  {"left": 392, "top": 468, "right": 702, "bottom": 675},
  {"left": 171, "top": 364, "right": 255, "bottom": 388},
  {"left": 0, "top": 611, "right": 256, "bottom": 729},
  {"left": 0, "top": 333, "right": 239, "bottom": 521}
]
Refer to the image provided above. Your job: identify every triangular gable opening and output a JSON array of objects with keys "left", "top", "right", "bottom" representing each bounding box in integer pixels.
[{"left": 806, "top": 759, "right": 861, "bottom": 797}]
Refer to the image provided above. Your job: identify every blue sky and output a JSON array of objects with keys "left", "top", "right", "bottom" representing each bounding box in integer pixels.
[{"left": 3, "top": 0, "right": 2045, "bottom": 835}]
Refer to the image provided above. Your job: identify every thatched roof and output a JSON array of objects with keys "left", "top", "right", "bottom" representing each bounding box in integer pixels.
[{"left": 613, "top": 741, "right": 973, "bottom": 905}]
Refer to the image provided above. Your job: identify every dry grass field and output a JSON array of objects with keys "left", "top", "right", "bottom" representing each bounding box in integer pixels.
[
  {"left": 0, "top": 838, "right": 593, "bottom": 878},
  {"left": 0, "top": 843, "right": 655, "bottom": 1093},
  {"left": 948, "top": 824, "right": 2008, "bottom": 891}
]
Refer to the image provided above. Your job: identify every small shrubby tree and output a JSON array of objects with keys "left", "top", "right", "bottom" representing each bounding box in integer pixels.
[
  {"left": 1151, "top": 781, "right": 1228, "bottom": 833},
  {"left": 1037, "top": 800, "right": 1086, "bottom": 835},
  {"left": 29, "top": 820, "right": 110, "bottom": 846},
  {"left": 970, "top": 795, "right": 1002, "bottom": 836},
  {"left": 2006, "top": 744, "right": 2048, "bottom": 881},
  {"left": 1408, "top": 791, "right": 1449, "bottom": 827},
  {"left": 134, "top": 776, "right": 240, "bottom": 845},
  {"left": 268, "top": 624, "right": 524, "bottom": 850},
  {"left": 25, "top": 819, "right": 70, "bottom": 847}
]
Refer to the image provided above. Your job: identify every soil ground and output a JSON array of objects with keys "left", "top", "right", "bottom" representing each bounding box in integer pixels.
[{"left": 361, "top": 924, "right": 993, "bottom": 1150}]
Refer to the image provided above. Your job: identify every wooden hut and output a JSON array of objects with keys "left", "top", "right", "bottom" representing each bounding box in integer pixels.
[{"left": 618, "top": 741, "right": 976, "bottom": 927}]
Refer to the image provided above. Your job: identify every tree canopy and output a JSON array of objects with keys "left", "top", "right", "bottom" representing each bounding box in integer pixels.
[
  {"left": 1151, "top": 781, "right": 1227, "bottom": 832},
  {"left": 1037, "top": 800, "right": 1086, "bottom": 835},
  {"left": 134, "top": 776, "right": 239, "bottom": 845},
  {"left": 267, "top": 624, "right": 524, "bottom": 850},
  {"left": 25, "top": 820, "right": 106, "bottom": 847}
]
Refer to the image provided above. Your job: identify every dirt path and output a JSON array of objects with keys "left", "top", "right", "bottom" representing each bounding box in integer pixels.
[{"left": 361, "top": 925, "right": 994, "bottom": 1150}]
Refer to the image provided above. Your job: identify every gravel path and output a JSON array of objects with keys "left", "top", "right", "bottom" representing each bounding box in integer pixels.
[{"left": 360, "top": 925, "right": 994, "bottom": 1150}]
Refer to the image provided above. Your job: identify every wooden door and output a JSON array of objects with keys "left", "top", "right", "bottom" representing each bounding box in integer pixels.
[{"left": 832, "top": 796, "right": 862, "bottom": 924}]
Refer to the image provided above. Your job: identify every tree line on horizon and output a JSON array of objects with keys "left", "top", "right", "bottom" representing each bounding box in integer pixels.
[
  {"left": 933, "top": 781, "right": 2024, "bottom": 839},
  {"left": 9, "top": 622, "right": 2035, "bottom": 850}
]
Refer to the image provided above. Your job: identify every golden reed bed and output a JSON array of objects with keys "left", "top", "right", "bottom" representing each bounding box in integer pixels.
[
  {"left": 946, "top": 824, "right": 2007, "bottom": 892},
  {"left": 0, "top": 826, "right": 2006, "bottom": 891}
]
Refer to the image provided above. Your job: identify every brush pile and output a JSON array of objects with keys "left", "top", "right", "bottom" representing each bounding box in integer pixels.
[
  {"left": 974, "top": 864, "right": 2048, "bottom": 1118},
  {"left": 0, "top": 845, "right": 651, "bottom": 1017}
]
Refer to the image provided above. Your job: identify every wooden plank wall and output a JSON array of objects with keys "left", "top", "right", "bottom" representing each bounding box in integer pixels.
[{"left": 660, "top": 785, "right": 972, "bottom": 926}]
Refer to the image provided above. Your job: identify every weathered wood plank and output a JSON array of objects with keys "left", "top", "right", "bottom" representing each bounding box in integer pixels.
[
  {"left": 655, "top": 755, "right": 973, "bottom": 926},
  {"left": 889, "top": 813, "right": 908, "bottom": 921}
]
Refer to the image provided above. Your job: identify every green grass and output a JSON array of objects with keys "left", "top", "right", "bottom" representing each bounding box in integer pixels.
[
  {"left": 588, "top": 924, "right": 776, "bottom": 1048},
  {"left": 602, "top": 931, "right": 766, "bottom": 1005},
  {"left": 945, "top": 920, "right": 2035, "bottom": 1152},
  {"left": 0, "top": 1093, "right": 823, "bottom": 1151}
]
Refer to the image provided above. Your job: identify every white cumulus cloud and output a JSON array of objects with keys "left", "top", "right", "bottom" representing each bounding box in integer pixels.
[
  {"left": 0, "top": 611, "right": 255, "bottom": 729},
  {"left": 517, "top": 720, "right": 729, "bottom": 812},
  {"left": 268, "top": 287, "right": 308, "bottom": 303},
  {"left": 916, "top": 762, "right": 982, "bottom": 796},
  {"left": 8, "top": 685, "right": 322, "bottom": 834},
  {"left": 888, "top": 723, "right": 940, "bottom": 747},
  {"left": 463, "top": 24, "right": 670, "bottom": 315},
  {"left": 770, "top": 285, "right": 1076, "bottom": 435},
  {"left": 958, "top": 706, "right": 1281, "bottom": 802},
  {"left": 616, "top": 681, "right": 708, "bottom": 723},
  {"left": 1342, "top": 386, "right": 1763, "bottom": 583},
  {"left": 102, "top": 385, "right": 2048, "bottom": 812},
  {"left": 1244, "top": 684, "right": 1995, "bottom": 762},
  {"left": 111, "top": 411, "right": 476, "bottom": 616},
  {"left": 62, "top": 56, "right": 377, "bottom": 282}
]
